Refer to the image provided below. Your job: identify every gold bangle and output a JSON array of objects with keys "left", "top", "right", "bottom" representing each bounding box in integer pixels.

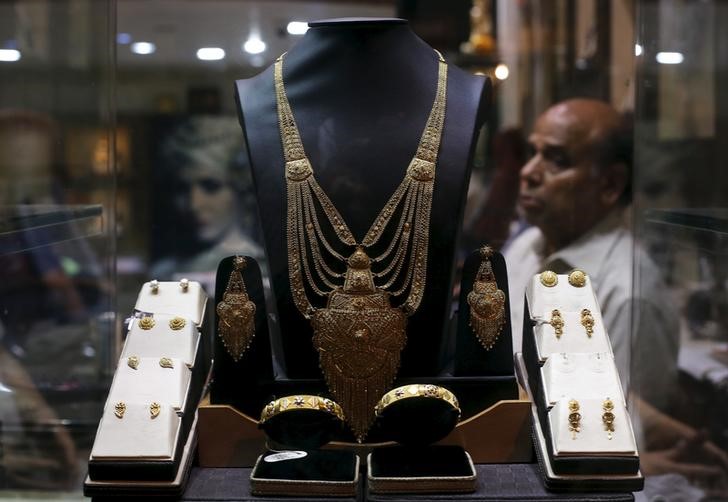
[
  {"left": 260, "top": 395, "right": 345, "bottom": 424},
  {"left": 374, "top": 384, "right": 460, "bottom": 417}
]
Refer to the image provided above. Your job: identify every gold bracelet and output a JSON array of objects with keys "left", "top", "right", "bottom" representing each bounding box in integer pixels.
[
  {"left": 374, "top": 384, "right": 460, "bottom": 417},
  {"left": 260, "top": 395, "right": 345, "bottom": 424}
]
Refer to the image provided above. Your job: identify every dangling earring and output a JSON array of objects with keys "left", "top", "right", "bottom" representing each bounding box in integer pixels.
[
  {"left": 216, "top": 256, "right": 257, "bottom": 362},
  {"left": 467, "top": 246, "right": 506, "bottom": 350}
]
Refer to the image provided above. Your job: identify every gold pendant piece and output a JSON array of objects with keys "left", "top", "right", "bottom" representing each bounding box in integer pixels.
[
  {"left": 312, "top": 248, "right": 406, "bottom": 442},
  {"left": 150, "top": 402, "right": 161, "bottom": 419},
  {"left": 467, "top": 246, "right": 506, "bottom": 350},
  {"left": 216, "top": 256, "right": 256, "bottom": 362},
  {"left": 114, "top": 402, "right": 126, "bottom": 419}
]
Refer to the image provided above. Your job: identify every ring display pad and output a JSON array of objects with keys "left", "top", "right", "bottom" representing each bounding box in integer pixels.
[
  {"left": 87, "top": 281, "right": 210, "bottom": 490},
  {"left": 520, "top": 272, "right": 643, "bottom": 491},
  {"left": 250, "top": 395, "right": 359, "bottom": 497},
  {"left": 367, "top": 384, "right": 477, "bottom": 494}
]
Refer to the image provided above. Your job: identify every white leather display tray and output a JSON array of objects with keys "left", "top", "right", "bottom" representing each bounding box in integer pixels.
[
  {"left": 526, "top": 273, "right": 600, "bottom": 320},
  {"left": 122, "top": 315, "right": 200, "bottom": 368},
  {"left": 548, "top": 398, "right": 637, "bottom": 456},
  {"left": 107, "top": 357, "right": 191, "bottom": 411},
  {"left": 540, "top": 353, "right": 624, "bottom": 407},
  {"left": 532, "top": 310, "right": 612, "bottom": 362},
  {"left": 90, "top": 402, "right": 180, "bottom": 460},
  {"left": 135, "top": 280, "right": 207, "bottom": 327}
]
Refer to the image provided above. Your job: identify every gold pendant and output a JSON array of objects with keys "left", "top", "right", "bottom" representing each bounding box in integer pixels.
[
  {"left": 216, "top": 256, "right": 256, "bottom": 362},
  {"left": 312, "top": 248, "right": 406, "bottom": 442},
  {"left": 467, "top": 246, "right": 506, "bottom": 350}
]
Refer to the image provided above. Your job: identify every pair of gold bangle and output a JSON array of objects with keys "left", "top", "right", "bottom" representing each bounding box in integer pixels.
[
  {"left": 114, "top": 401, "right": 161, "bottom": 419},
  {"left": 549, "top": 309, "right": 594, "bottom": 338},
  {"left": 567, "top": 398, "right": 615, "bottom": 440},
  {"left": 540, "top": 269, "right": 587, "bottom": 288},
  {"left": 127, "top": 356, "right": 174, "bottom": 370},
  {"left": 138, "top": 316, "right": 187, "bottom": 331}
]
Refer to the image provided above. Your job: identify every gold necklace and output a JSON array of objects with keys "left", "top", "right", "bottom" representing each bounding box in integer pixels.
[{"left": 275, "top": 52, "right": 447, "bottom": 441}]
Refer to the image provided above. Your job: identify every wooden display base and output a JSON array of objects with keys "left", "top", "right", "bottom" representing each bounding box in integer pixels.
[{"left": 197, "top": 389, "right": 532, "bottom": 467}]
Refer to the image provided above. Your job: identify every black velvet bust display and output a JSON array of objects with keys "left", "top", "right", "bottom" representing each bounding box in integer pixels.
[{"left": 235, "top": 18, "right": 490, "bottom": 379}]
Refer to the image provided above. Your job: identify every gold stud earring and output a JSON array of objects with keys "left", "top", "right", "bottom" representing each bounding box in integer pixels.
[
  {"left": 114, "top": 402, "right": 126, "bottom": 419},
  {"left": 568, "top": 269, "right": 587, "bottom": 287},
  {"left": 138, "top": 316, "right": 155, "bottom": 330},
  {"left": 150, "top": 402, "right": 160, "bottom": 419},
  {"left": 169, "top": 316, "right": 186, "bottom": 330},
  {"left": 602, "top": 398, "right": 615, "bottom": 440},
  {"left": 550, "top": 309, "right": 564, "bottom": 339},
  {"left": 568, "top": 399, "right": 581, "bottom": 439},
  {"left": 467, "top": 246, "right": 506, "bottom": 350},
  {"left": 127, "top": 355, "right": 139, "bottom": 370},
  {"left": 216, "top": 256, "right": 256, "bottom": 362},
  {"left": 581, "top": 309, "right": 594, "bottom": 337},
  {"left": 159, "top": 357, "right": 174, "bottom": 369},
  {"left": 540, "top": 270, "right": 558, "bottom": 287}
]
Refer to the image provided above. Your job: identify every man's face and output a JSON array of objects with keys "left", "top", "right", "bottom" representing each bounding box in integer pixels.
[{"left": 518, "top": 104, "right": 605, "bottom": 239}]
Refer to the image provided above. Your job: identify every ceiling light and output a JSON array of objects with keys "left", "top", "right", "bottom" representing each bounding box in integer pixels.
[
  {"left": 287, "top": 21, "right": 308, "bottom": 35},
  {"left": 117, "top": 33, "right": 132, "bottom": 45},
  {"left": 494, "top": 63, "right": 509, "bottom": 80},
  {"left": 196, "top": 47, "right": 225, "bottom": 61},
  {"left": 243, "top": 37, "right": 266, "bottom": 55},
  {"left": 634, "top": 44, "right": 643, "bottom": 56},
  {"left": 0, "top": 49, "right": 21, "bottom": 62},
  {"left": 656, "top": 51, "right": 683, "bottom": 64},
  {"left": 131, "top": 42, "right": 156, "bottom": 55}
]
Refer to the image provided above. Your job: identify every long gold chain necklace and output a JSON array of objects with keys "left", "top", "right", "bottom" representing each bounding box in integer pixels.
[{"left": 275, "top": 52, "right": 447, "bottom": 441}]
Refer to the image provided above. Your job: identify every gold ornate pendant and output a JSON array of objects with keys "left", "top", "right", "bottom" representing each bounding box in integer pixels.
[
  {"left": 312, "top": 248, "right": 406, "bottom": 442},
  {"left": 467, "top": 246, "right": 506, "bottom": 350},
  {"left": 216, "top": 256, "right": 256, "bottom": 362}
]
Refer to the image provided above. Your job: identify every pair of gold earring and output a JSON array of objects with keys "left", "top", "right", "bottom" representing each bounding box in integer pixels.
[
  {"left": 138, "top": 315, "right": 186, "bottom": 331},
  {"left": 467, "top": 246, "right": 506, "bottom": 351},
  {"left": 113, "top": 401, "right": 161, "bottom": 419},
  {"left": 567, "top": 398, "right": 615, "bottom": 440},
  {"left": 126, "top": 356, "right": 174, "bottom": 370},
  {"left": 217, "top": 256, "right": 256, "bottom": 362},
  {"left": 149, "top": 279, "right": 189, "bottom": 294},
  {"left": 539, "top": 269, "right": 587, "bottom": 288},
  {"left": 548, "top": 309, "right": 595, "bottom": 338}
]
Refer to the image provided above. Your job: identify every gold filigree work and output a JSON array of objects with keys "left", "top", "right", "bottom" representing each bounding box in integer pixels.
[
  {"left": 216, "top": 256, "right": 256, "bottom": 362},
  {"left": 467, "top": 246, "right": 506, "bottom": 350}
]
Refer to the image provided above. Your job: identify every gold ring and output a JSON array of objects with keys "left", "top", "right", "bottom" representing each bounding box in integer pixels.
[
  {"left": 159, "top": 357, "right": 174, "bottom": 369},
  {"left": 150, "top": 402, "right": 161, "bottom": 419},
  {"left": 138, "top": 316, "right": 155, "bottom": 330},
  {"left": 127, "top": 355, "right": 139, "bottom": 370},
  {"left": 568, "top": 399, "right": 581, "bottom": 439},
  {"left": 540, "top": 270, "right": 558, "bottom": 287},
  {"left": 114, "top": 402, "right": 126, "bottom": 419},
  {"left": 260, "top": 395, "right": 344, "bottom": 424},
  {"left": 374, "top": 384, "right": 460, "bottom": 418},
  {"left": 169, "top": 317, "right": 186, "bottom": 330},
  {"left": 568, "top": 269, "right": 587, "bottom": 287}
]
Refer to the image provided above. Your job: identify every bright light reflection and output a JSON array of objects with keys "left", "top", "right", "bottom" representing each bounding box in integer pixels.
[
  {"left": 635, "top": 44, "right": 643, "bottom": 56},
  {"left": 197, "top": 47, "right": 226, "bottom": 61},
  {"left": 131, "top": 42, "right": 156, "bottom": 55},
  {"left": 287, "top": 21, "right": 309, "bottom": 35},
  {"left": 243, "top": 37, "right": 266, "bottom": 55},
  {"left": 0, "top": 49, "right": 21, "bottom": 62},
  {"left": 494, "top": 63, "right": 509, "bottom": 80},
  {"left": 656, "top": 51, "right": 683, "bottom": 64}
]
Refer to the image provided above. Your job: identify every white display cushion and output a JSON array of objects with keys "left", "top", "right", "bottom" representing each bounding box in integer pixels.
[
  {"left": 541, "top": 353, "right": 625, "bottom": 407},
  {"left": 532, "top": 310, "right": 612, "bottom": 361},
  {"left": 549, "top": 398, "right": 637, "bottom": 456},
  {"left": 91, "top": 402, "right": 180, "bottom": 459},
  {"left": 135, "top": 280, "right": 207, "bottom": 326},
  {"left": 526, "top": 273, "right": 600, "bottom": 320},
  {"left": 122, "top": 315, "right": 199, "bottom": 368},
  {"left": 107, "top": 357, "right": 191, "bottom": 411}
]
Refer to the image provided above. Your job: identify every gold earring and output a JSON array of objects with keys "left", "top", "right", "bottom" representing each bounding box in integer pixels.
[
  {"left": 568, "top": 269, "right": 587, "bottom": 287},
  {"left": 138, "top": 316, "right": 155, "bottom": 330},
  {"left": 216, "top": 256, "right": 257, "bottom": 362},
  {"left": 114, "top": 402, "right": 126, "bottom": 419},
  {"left": 150, "top": 402, "right": 160, "bottom": 419},
  {"left": 602, "top": 398, "right": 615, "bottom": 440},
  {"left": 581, "top": 309, "right": 594, "bottom": 337},
  {"left": 550, "top": 309, "right": 564, "bottom": 339},
  {"left": 467, "top": 246, "right": 506, "bottom": 350},
  {"left": 179, "top": 278, "right": 189, "bottom": 292},
  {"left": 568, "top": 399, "right": 581, "bottom": 439},
  {"left": 159, "top": 357, "right": 174, "bottom": 369},
  {"left": 169, "top": 316, "right": 186, "bottom": 330},
  {"left": 540, "top": 270, "right": 558, "bottom": 287},
  {"left": 127, "top": 355, "right": 139, "bottom": 370}
]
